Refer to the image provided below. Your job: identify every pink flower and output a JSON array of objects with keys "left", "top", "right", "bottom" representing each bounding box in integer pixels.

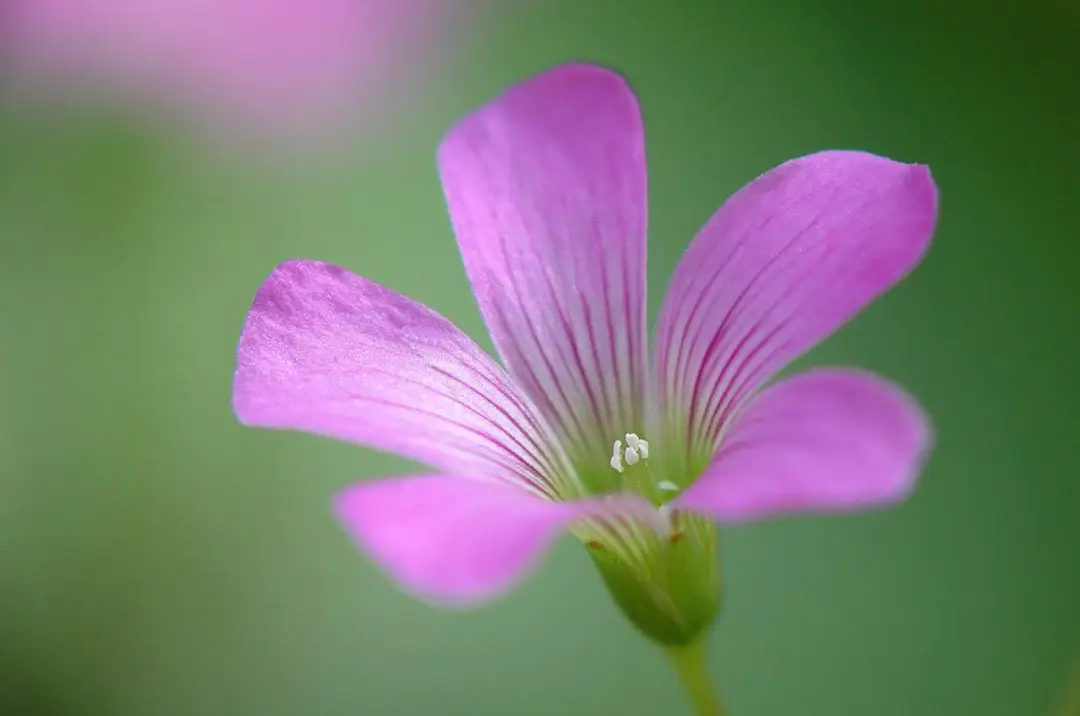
[
  {"left": 2, "top": 0, "right": 455, "bottom": 139},
  {"left": 232, "top": 63, "right": 937, "bottom": 645}
]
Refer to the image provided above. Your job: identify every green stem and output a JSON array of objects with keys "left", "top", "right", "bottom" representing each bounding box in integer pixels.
[{"left": 667, "top": 640, "right": 725, "bottom": 716}]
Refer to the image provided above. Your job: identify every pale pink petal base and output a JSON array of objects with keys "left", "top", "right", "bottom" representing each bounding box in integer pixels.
[
  {"left": 674, "top": 369, "right": 931, "bottom": 523},
  {"left": 335, "top": 475, "right": 650, "bottom": 605}
]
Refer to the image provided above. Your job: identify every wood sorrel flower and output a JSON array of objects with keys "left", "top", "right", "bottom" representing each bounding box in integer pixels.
[
  {"left": 2, "top": 0, "right": 458, "bottom": 140},
  {"left": 232, "top": 63, "right": 937, "bottom": 710}
]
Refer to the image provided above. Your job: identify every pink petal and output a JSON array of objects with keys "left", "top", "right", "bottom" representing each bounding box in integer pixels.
[
  {"left": 674, "top": 369, "right": 931, "bottom": 523},
  {"left": 654, "top": 151, "right": 937, "bottom": 463},
  {"left": 335, "top": 474, "right": 648, "bottom": 605},
  {"left": 233, "top": 260, "right": 568, "bottom": 496},
  {"left": 437, "top": 63, "right": 648, "bottom": 481}
]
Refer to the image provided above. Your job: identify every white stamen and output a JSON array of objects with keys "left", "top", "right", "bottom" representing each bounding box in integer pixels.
[
  {"left": 624, "top": 433, "right": 650, "bottom": 460},
  {"left": 657, "top": 480, "right": 679, "bottom": 492},
  {"left": 609, "top": 440, "right": 624, "bottom": 473},
  {"left": 610, "top": 433, "right": 653, "bottom": 473}
]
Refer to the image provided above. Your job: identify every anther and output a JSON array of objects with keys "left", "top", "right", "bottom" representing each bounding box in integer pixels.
[
  {"left": 610, "top": 433, "right": 652, "bottom": 473},
  {"left": 625, "top": 433, "right": 649, "bottom": 459},
  {"left": 609, "top": 440, "right": 624, "bottom": 473}
]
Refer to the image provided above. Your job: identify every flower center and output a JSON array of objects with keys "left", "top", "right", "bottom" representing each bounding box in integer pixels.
[
  {"left": 608, "top": 432, "right": 648, "bottom": 473},
  {"left": 608, "top": 432, "right": 679, "bottom": 504}
]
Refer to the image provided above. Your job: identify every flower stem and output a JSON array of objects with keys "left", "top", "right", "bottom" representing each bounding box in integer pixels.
[{"left": 667, "top": 640, "right": 725, "bottom": 716}]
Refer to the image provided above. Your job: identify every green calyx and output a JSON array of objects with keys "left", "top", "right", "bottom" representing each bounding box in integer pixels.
[
  {"left": 582, "top": 512, "right": 721, "bottom": 646},
  {"left": 562, "top": 428, "right": 721, "bottom": 646}
]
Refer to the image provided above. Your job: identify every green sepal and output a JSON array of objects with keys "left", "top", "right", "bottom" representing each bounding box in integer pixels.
[{"left": 585, "top": 516, "right": 721, "bottom": 646}]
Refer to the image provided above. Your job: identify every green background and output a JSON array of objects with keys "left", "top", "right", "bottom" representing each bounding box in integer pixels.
[{"left": 3, "top": 1, "right": 1078, "bottom": 714}]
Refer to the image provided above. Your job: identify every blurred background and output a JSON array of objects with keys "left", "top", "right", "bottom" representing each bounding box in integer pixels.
[{"left": 2, "top": 0, "right": 1078, "bottom": 714}]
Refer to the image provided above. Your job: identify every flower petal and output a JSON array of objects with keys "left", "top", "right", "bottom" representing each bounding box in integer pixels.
[
  {"left": 654, "top": 151, "right": 937, "bottom": 469},
  {"left": 233, "top": 260, "right": 570, "bottom": 496},
  {"left": 437, "top": 63, "right": 648, "bottom": 487},
  {"left": 334, "top": 474, "right": 649, "bottom": 605},
  {"left": 673, "top": 369, "right": 931, "bottom": 522}
]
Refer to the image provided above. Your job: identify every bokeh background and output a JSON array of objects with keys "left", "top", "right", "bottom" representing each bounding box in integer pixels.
[{"left": 3, "top": 1, "right": 1079, "bottom": 714}]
